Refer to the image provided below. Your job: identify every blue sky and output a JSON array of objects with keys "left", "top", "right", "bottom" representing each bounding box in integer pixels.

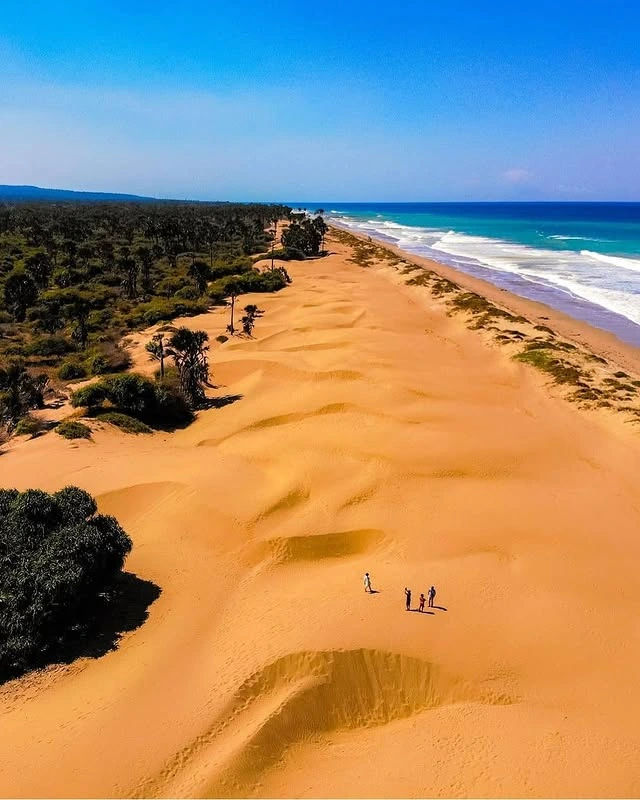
[{"left": 1, "top": 0, "right": 639, "bottom": 201}]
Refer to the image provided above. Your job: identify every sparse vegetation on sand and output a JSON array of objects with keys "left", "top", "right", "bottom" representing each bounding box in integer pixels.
[
  {"left": 56, "top": 419, "right": 92, "bottom": 439},
  {"left": 94, "top": 412, "right": 153, "bottom": 434},
  {"left": 71, "top": 371, "right": 193, "bottom": 430},
  {"left": 331, "top": 226, "right": 640, "bottom": 425},
  {"left": 331, "top": 228, "right": 402, "bottom": 268},
  {"left": 0, "top": 202, "right": 331, "bottom": 438}
]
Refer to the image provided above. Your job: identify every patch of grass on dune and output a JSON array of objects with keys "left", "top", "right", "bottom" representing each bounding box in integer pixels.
[
  {"left": 95, "top": 412, "right": 153, "bottom": 434},
  {"left": 571, "top": 386, "right": 603, "bottom": 402},
  {"left": 431, "top": 278, "right": 459, "bottom": 296},
  {"left": 331, "top": 228, "right": 401, "bottom": 268},
  {"left": 448, "top": 292, "right": 528, "bottom": 326},
  {"left": 56, "top": 420, "right": 92, "bottom": 440},
  {"left": 522, "top": 339, "right": 561, "bottom": 352},
  {"left": 603, "top": 378, "right": 638, "bottom": 393},
  {"left": 618, "top": 406, "right": 640, "bottom": 420},
  {"left": 405, "top": 273, "right": 432, "bottom": 287},
  {"left": 514, "top": 348, "right": 587, "bottom": 385}
]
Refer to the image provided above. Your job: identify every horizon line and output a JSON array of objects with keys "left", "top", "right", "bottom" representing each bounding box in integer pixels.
[{"left": 3, "top": 185, "right": 640, "bottom": 204}]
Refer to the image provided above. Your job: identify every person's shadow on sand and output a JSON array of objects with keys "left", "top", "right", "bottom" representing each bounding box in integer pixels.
[{"left": 410, "top": 609, "right": 434, "bottom": 615}]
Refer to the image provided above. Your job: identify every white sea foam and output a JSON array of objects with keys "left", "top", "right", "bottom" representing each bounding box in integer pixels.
[
  {"left": 548, "top": 235, "right": 610, "bottom": 242},
  {"left": 581, "top": 250, "right": 640, "bottom": 274}
]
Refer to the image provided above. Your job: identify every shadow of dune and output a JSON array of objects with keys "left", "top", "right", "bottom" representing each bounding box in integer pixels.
[{"left": 136, "top": 648, "right": 515, "bottom": 798}]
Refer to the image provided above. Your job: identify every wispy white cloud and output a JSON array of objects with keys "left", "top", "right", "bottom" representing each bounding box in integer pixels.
[{"left": 502, "top": 168, "right": 532, "bottom": 184}]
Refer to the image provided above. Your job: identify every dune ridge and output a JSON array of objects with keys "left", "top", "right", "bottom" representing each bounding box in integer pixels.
[{"left": 0, "top": 230, "right": 640, "bottom": 797}]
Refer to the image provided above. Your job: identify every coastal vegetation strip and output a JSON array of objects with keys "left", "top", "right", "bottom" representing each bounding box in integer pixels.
[
  {"left": 331, "top": 227, "right": 640, "bottom": 423},
  {"left": 0, "top": 201, "right": 328, "bottom": 439}
]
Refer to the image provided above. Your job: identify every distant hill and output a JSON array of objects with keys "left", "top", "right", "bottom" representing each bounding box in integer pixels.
[{"left": 0, "top": 184, "right": 156, "bottom": 202}]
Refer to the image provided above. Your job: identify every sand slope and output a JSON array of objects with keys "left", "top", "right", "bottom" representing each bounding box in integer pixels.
[{"left": 1, "top": 236, "right": 640, "bottom": 798}]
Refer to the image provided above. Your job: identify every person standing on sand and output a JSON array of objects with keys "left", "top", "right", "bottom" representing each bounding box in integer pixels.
[
  {"left": 419, "top": 593, "right": 426, "bottom": 612},
  {"left": 363, "top": 572, "right": 372, "bottom": 593},
  {"left": 405, "top": 587, "right": 412, "bottom": 610},
  {"left": 428, "top": 585, "right": 436, "bottom": 608}
]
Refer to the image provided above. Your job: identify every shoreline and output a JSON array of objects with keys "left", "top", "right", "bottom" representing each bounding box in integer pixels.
[
  {"left": 327, "top": 215, "right": 640, "bottom": 349},
  {"left": 330, "top": 223, "right": 640, "bottom": 377}
]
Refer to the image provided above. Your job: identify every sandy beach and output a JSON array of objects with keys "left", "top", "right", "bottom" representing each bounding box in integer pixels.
[{"left": 1, "top": 229, "right": 640, "bottom": 798}]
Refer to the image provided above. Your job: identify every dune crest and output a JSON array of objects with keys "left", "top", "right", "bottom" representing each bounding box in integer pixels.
[{"left": 135, "top": 648, "right": 511, "bottom": 798}]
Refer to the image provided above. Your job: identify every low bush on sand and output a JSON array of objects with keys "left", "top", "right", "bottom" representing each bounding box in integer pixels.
[
  {"left": 514, "top": 349, "right": 586, "bottom": 385},
  {"left": 96, "top": 412, "right": 153, "bottom": 434},
  {"left": 0, "top": 486, "right": 132, "bottom": 680},
  {"left": 56, "top": 420, "right": 92, "bottom": 439}
]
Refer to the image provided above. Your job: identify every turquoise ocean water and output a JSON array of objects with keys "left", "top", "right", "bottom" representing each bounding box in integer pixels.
[{"left": 311, "top": 203, "right": 640, "bottom": 346}]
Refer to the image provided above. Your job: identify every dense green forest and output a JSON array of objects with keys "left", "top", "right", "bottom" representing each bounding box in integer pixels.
[{"left": 0, "top": 201, "right": 327, "bottom": 435}]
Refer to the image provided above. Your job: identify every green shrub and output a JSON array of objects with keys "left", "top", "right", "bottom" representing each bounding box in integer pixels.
[
  {"left": 0, "top": 486, "right": 131, "bottom": 680},
  {"left": 71, "top": 373, "right": 192, "bottom": 429},
  {"left": 58, "top": 360, "right": 88, "bottom": 380},
  {"left": 96, "top": 412, "right": 153, "bottom": 434},
  {"left": 210, "top": 258, "right": 253, "bottom": 280},
  {"left": 174, "top": 286, "right": 201, "bottom": 301},
  {"left": 89, "top": 355, "right": 109, "bottom": 375},
  {"left": 14, "top": 415, "right": 43, "bottom": 437},
  {"left": 24, "top": 335, "right": 76, "bottom": 357},
  {"left": 261, "top": 247, "right": 305, "bottom": 262},
  {"left": 70, "top": 383, "right": 107, "bottom": 409},
  {"left": 124, "top": 297, "right": 209, "bottom": 328},
  {"left": 56, "top": 420, "right": 92, "bottom": 439},
  {"left": 86, "top": 342, "right": 131, "bottom": 374},
  {"left": 157, "top": 276, "right": 189, "bottom": 297},
  {"left": 215, "top": 335, "right": 229, "bottom": 343},
  {"left": 209, "top": 269, "right": 288, "bottom": 299}
]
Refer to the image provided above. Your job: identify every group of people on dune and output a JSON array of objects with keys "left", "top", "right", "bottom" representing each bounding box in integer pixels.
[{"left": 362, "top": 572, "right": 437, "bottom": 612}]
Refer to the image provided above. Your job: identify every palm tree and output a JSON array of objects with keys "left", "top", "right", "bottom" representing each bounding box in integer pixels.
[
  {"left": 97, "top": 240, "right": 115, "bottom": 270},
  {"left": 77, "top": 244, "right": 94, "bottom": 271},
  {"left": 188, "top": 260, "right": 211, "bottom": 295},
  {"left": 24, "top": 252, "right": 52, "bottom": 289},
  {"left": 242, "top": 304, "right": 260, "bottom": 337},
  {"left": 136, "top": 246, "right": 154, "bottom": 293},
  {"left": 61, "top": 239, "right": 78, "bottom": 268},
  {"left": 166, "top": 328, "right": 209, "bottom": 408},
  {"left": 145, "top": 333, "right": 166, "bottom": 378},
  {"left": 62, "top": 292, "right": 92, "bottom": 350},
  {"left": 4, "top": 271, "right": 38, "bottom": 321},
  {"left": 225, "top": 280, "right": 243, "bottom": 335},
  {"left": 0, "top": 362, "right": 47, "bottom": 431},
  {"left": 270, "top": 219, "right": 278, "bottom": 270},
  {"left": 118, "top": 247, "right": 138, "bottom": 299}
]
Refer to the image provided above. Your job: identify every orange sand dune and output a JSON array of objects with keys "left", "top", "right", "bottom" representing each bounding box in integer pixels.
[{"left": 1, "top": 235, "right": 640, "bottom": 798}]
